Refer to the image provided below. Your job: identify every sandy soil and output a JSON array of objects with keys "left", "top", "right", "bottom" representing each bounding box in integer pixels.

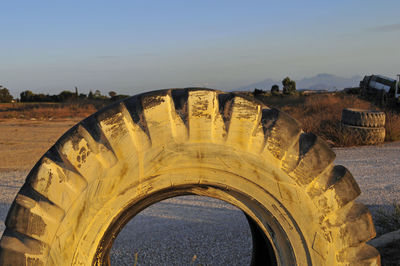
[
  {"left": 0, "top": 118, "right": 81, "bottom": 171},
  {"left": 0, "top": 118, "right": 83, "bottom": 240},
  {"left": 0, "top": 119, "right": 399, "bottom": 264}
]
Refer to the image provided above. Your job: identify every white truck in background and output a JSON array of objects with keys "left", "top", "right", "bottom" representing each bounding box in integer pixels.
[{"left": 359, "top": 74, "right": 400, "bottom": 105}]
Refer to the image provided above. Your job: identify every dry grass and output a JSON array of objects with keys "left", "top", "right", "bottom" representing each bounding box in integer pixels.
[
  {"left": 272, "top": 93, "right": 400, "bottom": 146},
  {"left": 2, "top": 93, "right": 400, "bottom": 147},
  {"left": 278, "top": 93, "right": 375, "bottom": 146},
  {"left": 239, "top": 91, "right": 385, "bottom": 147},
  {"left": 252, "top": 92, "right": 400, "bottom": 147},
  {"left": 385, "top": 111, "right": 400, "bottom": 142},
  {"left": 0, "top": 102, "right": 97, "bottom": 119}
]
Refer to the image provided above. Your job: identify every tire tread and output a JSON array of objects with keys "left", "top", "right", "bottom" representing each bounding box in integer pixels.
[{"left": 0, "top": 88, "right": 380, "bottom": 265}]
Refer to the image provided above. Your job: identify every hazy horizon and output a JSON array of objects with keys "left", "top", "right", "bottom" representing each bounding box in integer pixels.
[
  {"left": 3, "top": 72, "right": 364, "bottom": 98},
  {"left": 1, "top": 1, "right": 400, "bottom": 97}
]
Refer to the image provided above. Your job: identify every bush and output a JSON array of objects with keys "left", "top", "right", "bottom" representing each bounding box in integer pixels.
[
  {"left": 282, "top": 77, "right": 296, "bottom": 95},
  {"left": 0, "top": 87, "right": 13, "bottom": 103},
  {"left": 253, "top": 88, "right": 264, "bottom": 96},
  {"left": 271, "top": 84, "right": 279, "bottom": 95}
]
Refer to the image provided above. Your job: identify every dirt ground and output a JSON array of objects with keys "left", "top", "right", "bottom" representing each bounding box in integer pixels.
[{"left": 0, "top": 118, "right": 82, "bottom": 171}]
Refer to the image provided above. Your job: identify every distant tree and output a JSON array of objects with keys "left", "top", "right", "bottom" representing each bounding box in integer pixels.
[
  {"left": 253, "top": 88, "right": 264, "bottom": 96},
  {"left": 282, "top": 77, "right": 296, "bottom": 95},
  {"left": 108, "top": 91, "right": 117, "bottom": 98},
  {"left": 58, "top": 90, "right": 75, "bottom": 102},
  {"left": 271, "top": 84, "right": 279, "bottom": 95},
  {"left": 33, "top": 93, "right": 49, "bottom": 102},
  {"left": 94, "top": 90, "right": 102, "bottom": 98},
  {"left": 110, "top": 94, "right": 130, "bottom": 102},
  {"left": 88, "top": 90, "right": 94, "bottom": 99},
  {"left": 0, "top": 86, "right": 13, "bottom": 102},
  {"left": 50, "top": 94, "right": 59, "bottom": 102},
  {"left": 20, "top": 90, "right": 34, "bottom": 102}
]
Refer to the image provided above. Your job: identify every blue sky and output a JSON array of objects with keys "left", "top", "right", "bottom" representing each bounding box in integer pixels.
[{"left": 1, "top": 0, "right": 400, "bottom": 97}]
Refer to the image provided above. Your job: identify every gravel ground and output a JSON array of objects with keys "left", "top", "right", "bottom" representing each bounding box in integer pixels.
[
  {"left": 109, "top": 196, "right": 253, "bottom": 265},
  {"left": 334, "top": 141, "right": 400, "bottom": 231},
  {"left": 0, "top": 142, "right": 399, "bottom": 264}
]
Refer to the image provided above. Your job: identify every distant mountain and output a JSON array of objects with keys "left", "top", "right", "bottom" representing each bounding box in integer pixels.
[
  {"left": 236, "top": 73, "right": 362, "bottom": 91},
  {"left": 236, "top": 78, "right": 278, "bottom": 92}
]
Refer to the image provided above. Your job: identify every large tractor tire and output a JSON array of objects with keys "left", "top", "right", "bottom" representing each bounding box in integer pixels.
[
  {"left": 0, "top": 89, "right": 380, "bottom": 265},
  {"left": 341, "top": 124, "right": 386, "bottom": 145},
  {"left": 341, "top": 108, "right": 385, "bottom": 128}
]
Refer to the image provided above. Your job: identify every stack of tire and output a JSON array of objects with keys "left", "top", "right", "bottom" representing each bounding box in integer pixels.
[{"left": 341, "top": 108, "right": 386, "bottom": 145}]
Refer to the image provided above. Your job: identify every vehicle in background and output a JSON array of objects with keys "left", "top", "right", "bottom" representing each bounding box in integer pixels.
[{"left": 359, "top": 74, "right": 400, "bottom": 105}]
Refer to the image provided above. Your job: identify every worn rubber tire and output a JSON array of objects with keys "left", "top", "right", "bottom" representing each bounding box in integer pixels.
[
  {"left": 342, "top": 108, "right": 385, "bottom": 128},
  {"left": 0, "top": 89, "right": 380, "bottom": 265},
  {"left": 341, "top": 124, "right": 385, "bottom": 145}
]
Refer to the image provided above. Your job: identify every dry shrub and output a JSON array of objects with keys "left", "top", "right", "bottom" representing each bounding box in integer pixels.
[
  {"left": 280, "top": 93, "right": 374, "bottom": 147},
  {"left": 385, "top": 111, "right": 400, "bottom": 142}
]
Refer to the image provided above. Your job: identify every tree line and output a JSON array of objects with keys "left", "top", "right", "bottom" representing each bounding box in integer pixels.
[
  {"left": 253, "top": 76, "right": 297, "bottom": 96},
  {"left": 0, "top": 86, "right": 129, "bottom": 103},
  {"left": 0, "top": 76, "right": 298, "bottom": 103}
]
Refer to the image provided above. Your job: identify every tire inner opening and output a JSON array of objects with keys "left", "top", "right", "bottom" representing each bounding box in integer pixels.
[{"left": 108, "top": 195, "right": 268, "bottom": 265}]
